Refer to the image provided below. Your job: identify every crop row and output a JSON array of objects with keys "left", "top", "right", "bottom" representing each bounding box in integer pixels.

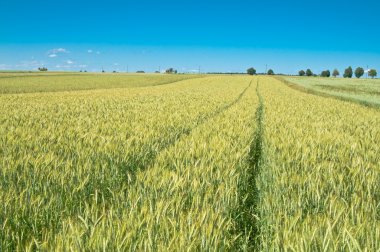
[
  {"left": 257, "top": 77, "right": 380, "bottom": 250},
  {"left": 0, "top": 76, "right": 260, "bottom": 250}
]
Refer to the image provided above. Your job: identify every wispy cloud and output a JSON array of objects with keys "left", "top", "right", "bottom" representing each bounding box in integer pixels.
[
  {"left": 49, "top": 48, "right": 68, "bottom": 54},
  {"left": 47, "top": 48, "right": 69, "bottom": 58},
  {"left": 16, "top": 60, "right": 44, "bottom": 68},
  {"left": 55, "top": 64, "right": 72, "bottom": 68},
  {"left": 96, "top": 51, "right": 100, "bottom": 55},
  {"left": 66, "top": 60, "right": 74, "bottom": 64},
  {"left": 87, "top": 49, "right": 93, "bottom": 53}
]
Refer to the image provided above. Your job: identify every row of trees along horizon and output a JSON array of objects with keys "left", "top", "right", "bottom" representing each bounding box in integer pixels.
[
  {"left": 37, "top": 66, "right": 377, "bottom": 78},
  {"left": 247, "top": 68, "right": 274, "bottom": 75},
  {"left": 298, "top": 67, "right": 377, "bottom": 78},
  {"left": 247, "top": 67, "right": 377, "bottom": 78}
]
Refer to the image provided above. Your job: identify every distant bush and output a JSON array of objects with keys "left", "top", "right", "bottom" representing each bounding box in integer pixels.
[
  {"left": 306, "top": 69, "right": 313, "bottom": 76},
  {"left": 247, "top": 67, "right": 256, "bottom": 75},
  {"left": 38, "top": 67, "right": 48, "bottom": 71},
  {"left": 298, "top": 70, "right": 305, "bottom": 76},
  {"left": 368, "top": 69, "right": 377, "bottom": 78},
  {"left": 136, "top": 71, "right": 145, "bottom": 73},
  {"left": 343, "top": 66, "right": 353, "bottom": 78},
  {"left": 165, "top": 68, "right": 177, "bottom": 74},
  {"left": 267, "top": 69, "right": 274, "bottom": 75},
  {"left": 332, "top": 69, "right": 339, "bottom": 77},
  {"left": 355, "top": 67, "right": 364, "bottom": 78},
  {"left": 321, "top": 70, "right": 331, "bottom": 77}
]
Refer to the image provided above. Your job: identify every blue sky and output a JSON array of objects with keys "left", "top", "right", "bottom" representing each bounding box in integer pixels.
[{"left": 1, "top": 0, "right": 379, "bottom": 74}]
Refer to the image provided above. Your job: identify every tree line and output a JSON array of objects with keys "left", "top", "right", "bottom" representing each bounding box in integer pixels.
[
  {"left": 247, "top": 68, "right": 274, "bottom": 75},
  {"left": 298, "top": 67, "right": 377, "bottom": 78}
]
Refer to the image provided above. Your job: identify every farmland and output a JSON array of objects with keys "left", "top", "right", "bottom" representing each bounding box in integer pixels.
[
  {"left": 0, "top": 72, "right": 200, "bottom": 94},
  {"left": 283, "top": 76, "right": 380, "bottom": 107},
  {"left": 258, "top": 77, "right": 380, "bottom": 250},
  {"left": 0, "top": 74, "right": 379, "bottom": 250}
]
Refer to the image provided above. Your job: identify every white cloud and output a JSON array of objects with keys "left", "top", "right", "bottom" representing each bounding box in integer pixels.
[
  {"left": 47, "top": 48, "right": 69, "bottom": 58},
  {"left": 55, "top": 65, "right": 72, "bottom": 68},
  {"left": 16, "top": 60, "right": 43, "bottom": 68},
  {"left": 54, "top": 48, "right": 67, "bottom": 53},
  {"left": 78, "top": 64, "right": 87, "bottom": 68},
  {"left": 96, "top": 51, "right": 100, "bottom": 55},
  {"left": 114, "top": 63, "right": 119, "bottom": 66},
  {"left": 88, "top": 49, "right": 93, "bottom": 53},
  {"left": 47, "top": 48, "right": 69, "bottom": 56},
  {"left": 66, "top": 60, "right": 74, "bottom": 64}
]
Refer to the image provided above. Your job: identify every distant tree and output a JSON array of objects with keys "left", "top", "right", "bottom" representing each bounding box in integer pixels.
[
  {"left": 38, "top": 67, "right": 48, "bottom": 71},
  {"left": 332, "top": 69, "right": 339, "bottom": 77},
  {"left": 354, "top": 67, "right": 364, "bottom": 78},
  {"left": 267, "top": 69, "right": 274, "bottom": 75},
  {"left": 165, "top": 68, "right": 177, "bottom": 74},
  {"left": 298, "top": 70, "right": 306, "bottom": 76},
  {"left": 113, "top": 71, "right": 117, "bottom": 73},
  {"left": 247, "top": 67, "right": 256, "bottom": 75},
  {"left": 174, "top": 70, "right": 178, "bottom": 74},
  {"left": 306, "top": 69, "right": 313, "bottom": 76},
  {"left": 343, "top": 66, "right": 353, "bottom": 78},
  {"left": 321, "top": 70, "right": 331, "bottom": 77},
  {"left": 102, "top": 70, "right": 105, "bottom": 73},
  {"left": 84, "top": 70, "right": 87, "bottom": 72},
  {"left": 368, "top": 69, "right": 377, "bottom": 78},
  {"left": 136, "top": 70, "right": 145, "bottom": 73}
]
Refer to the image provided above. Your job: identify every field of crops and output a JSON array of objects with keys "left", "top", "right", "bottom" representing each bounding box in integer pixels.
[
  {"left": 258, "top": 77, "right": 380, "bottom": 250},
  {"left": 284, "top": 76, "right": 380, "bottom": 107},
  {"left": 0, "top": 72, "right": 200, "bottom": 94},
  {"left": 0, "top": 74, "right": 379, "bottom": 250}
]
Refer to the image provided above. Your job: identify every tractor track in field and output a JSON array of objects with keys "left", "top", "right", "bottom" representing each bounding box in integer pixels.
[
  {"left": 0, "top": 79, "right": 254, "bottom": 248},
  {"left": 121, "top": 80, "right": 253, "bottom": 183},
  {"left": 234, "top": 79, "right": 265, "bottom": 250}
]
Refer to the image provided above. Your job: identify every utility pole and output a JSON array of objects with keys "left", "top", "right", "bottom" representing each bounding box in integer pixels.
[
  {"left": 159, "top": 66, "right": 161, "bottom": 73},
  {"left": 367, "top": 65, "right": 369, "bottom": 79},
  {"left": 265, "top": 64, "right": 268, "bottom": 74},
  {"left": 199, "top": 66, "right": 201, "bottom": 74}
]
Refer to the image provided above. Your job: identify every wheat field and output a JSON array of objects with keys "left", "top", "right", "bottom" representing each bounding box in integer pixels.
[{"left": 0, "top": 74, "right": 379, "bottom": 251}]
